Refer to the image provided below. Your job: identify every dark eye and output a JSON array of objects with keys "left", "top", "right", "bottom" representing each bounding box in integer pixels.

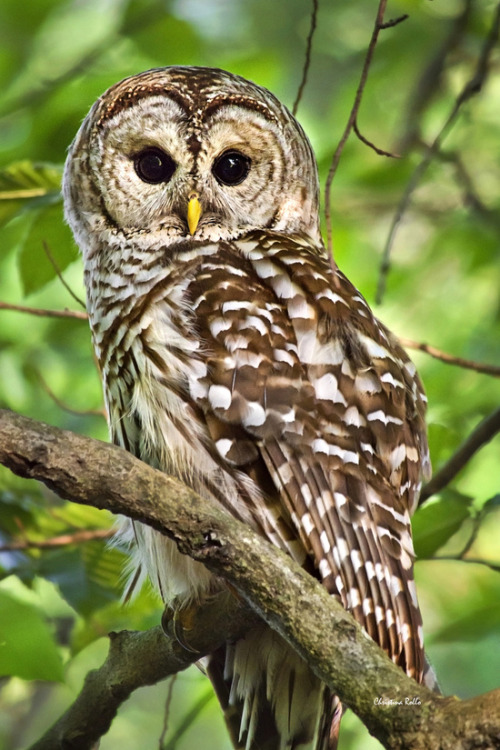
[
  {"left": 134, "top": 148, "right": 176, "bottom": 184},
  {"left": 212, "top": 150, "right": 251, "bottom": 186}
]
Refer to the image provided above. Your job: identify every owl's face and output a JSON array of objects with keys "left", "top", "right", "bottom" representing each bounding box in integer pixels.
[{"left": 64, "top": 66, "right": 321, "bottom": 251}]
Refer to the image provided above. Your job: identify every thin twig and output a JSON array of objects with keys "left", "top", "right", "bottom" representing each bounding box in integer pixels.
[
  {"left": 35, "top": 370, "right": 106, "bottom": 418},
  {"left": 159, "top": 676, "right": 178, "bottom": 750},
  {"left": 376, "top": 1, "right": 500, "bottom": 304},
  {"left": 457, "top": 515, "right": 482, "bottom": 559},
  {"left": 353, "top": 120, "right": 400, "bottom": 158},
  {"left": 428, "top": 492, "right": 498, "bottom": 564},
  {"left": 325, "top": 0, "right": 389, "bottom": 262},
  {"left": 42, "top": 241, "right": 86, "bottom": 309},
  {"left": 400, "top": 337, "right": 500, "bottom": 378},
  {"left": 420, "top": 407, "right": 500, "bottom": 504},
  {"left": 380, "top": 15, "right": 408, "bottom": 30},
  {"left": 292, "top": 0, "right": 319, "bottom": 116},
  {"left": 161, "top": 687, "right": 215, "bottom": 750},
  {"left": 0, "top": 528, "right": 113, "bottom": 552},
  {"left": 376, "top": 153, "right": 431, "bottom": 305},
  {"left": 433, "top": 555, "right": 500, "bottom": 574},
  {"left": 0, "top": 300, "right": 88, "bottom": 319}
]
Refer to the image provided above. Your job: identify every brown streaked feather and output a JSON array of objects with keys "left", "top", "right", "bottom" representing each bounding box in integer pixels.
[{"left": 184, "top": 231, "right": 428, "bottom": 682}]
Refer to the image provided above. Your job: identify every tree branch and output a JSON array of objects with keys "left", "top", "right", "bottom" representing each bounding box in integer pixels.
[
  {"left": 0, "top": 301, "right": 88, "bottom": 320},
  {"left": 292, "top": 0, "right": 318, "bottom": 116},
  {"left": 35, "top": 370, "right": 106, "bottom": 418},
  {"left": 353, "top": 120, "right": 400, "bottom": 159},
  {"left": 42, "top": 241, "right": 86, "bottom": 309},
  {"left": 0, "top": 408, "right": 499, "bottom": 749},
  {"left": 399, "top": 337, "right": 500, "bottom": 378},
  {"left": 28, "top": 594, "right": 256, "bottom": 750},
  {"left": 0, "top": 528, "right": 113, "bottom": 552},
  {"left": 325, "top": 0, "right": 394, "bottom": 262}
]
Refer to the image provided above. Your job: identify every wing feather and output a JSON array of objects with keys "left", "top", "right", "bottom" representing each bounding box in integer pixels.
[{"left": 185, "top": 232, "right": 427, "bottom": 681}]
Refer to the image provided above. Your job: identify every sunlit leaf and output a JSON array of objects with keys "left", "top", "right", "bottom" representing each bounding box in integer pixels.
[
  {"left": 413, "top": 491, "right": 474, "bottom": 559},
  {"left": 0, "top": 160, "right": 62, "bottom": 195},
  {"left": 0, "top": 160, "right": 62, "bottom": 228},
  {"left": 0, "top": 589, "right": 64, "bottom": 680},
  {"left": 49, "top": 502, "right": 113, "bottom": 531},
  {"left": 71, "top": 585, "right": 162, "bottom": 654}
]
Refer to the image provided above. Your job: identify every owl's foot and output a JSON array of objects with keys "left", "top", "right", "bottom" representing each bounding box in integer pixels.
[
  {"left": 161, "top": 602, "right": 199, "bottom": 653},
  {"left": 162, "top": 593, "right": 224, "bottom": 653}
]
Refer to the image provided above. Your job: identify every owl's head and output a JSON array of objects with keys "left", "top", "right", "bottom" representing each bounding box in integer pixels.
[{"left": 63, "top": 66, "right": 321, "bottom": 252}]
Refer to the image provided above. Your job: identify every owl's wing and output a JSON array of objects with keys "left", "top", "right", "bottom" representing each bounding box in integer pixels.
[{"left": 186, "top": 231, "right": 429, "bottom": 682}]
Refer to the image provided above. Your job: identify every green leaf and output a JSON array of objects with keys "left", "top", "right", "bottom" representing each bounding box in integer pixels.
[
  {"left": 38, "top": 543, "right": 124, "bottom": 617},
  {"left": 48, "top": 503, "right": 113, "bottom": 531},
  {"left": 0, "top": 160, "right": 62, "bottom": 195},
  {"left": 481, "top": 494, "right": 500, "bottom": 514},
  {"left": 0, "top": 589, "right": 64, "bottom": 680},
  {"left": 71, "top": 587, "right": 162, "bottom": 654},
  {"left": 426, "top": 422, "right": 461, "bottom": 472},
  {"left": 0, "top": 161, "right": 62, "bottom": 228},
  {"left": 413, "top": 491, "right": 474, "bottom": 559},
  {"left": 18, "top": 201, "right": 77, "bottom": 295}
]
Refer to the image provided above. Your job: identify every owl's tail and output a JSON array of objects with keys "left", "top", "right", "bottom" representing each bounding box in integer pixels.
[{"left": 205, "top": 623, "right": 342, "bottom": 750}]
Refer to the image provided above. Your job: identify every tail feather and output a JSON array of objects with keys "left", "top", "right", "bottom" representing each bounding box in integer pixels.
[{"left": 205, "top": 623, "right": 341, "bottom": 750}]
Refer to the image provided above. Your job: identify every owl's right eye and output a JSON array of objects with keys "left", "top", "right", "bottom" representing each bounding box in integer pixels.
[{"left": 134, "top": 148, "right": 176, "bottom": 184}]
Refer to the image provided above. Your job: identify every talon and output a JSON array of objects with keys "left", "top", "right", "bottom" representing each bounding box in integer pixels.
[{"left": 162, "top": 603, "right": 200, "bottom": 654}]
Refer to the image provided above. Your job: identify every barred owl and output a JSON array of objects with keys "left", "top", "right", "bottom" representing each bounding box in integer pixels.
[{"left": 63, "top": 66, "right": 433, "bottom": 749}]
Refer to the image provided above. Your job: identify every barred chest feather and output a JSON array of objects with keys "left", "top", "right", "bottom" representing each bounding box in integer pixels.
[{"left": 85, "top": 228, "right": 429, "bottom": 681}]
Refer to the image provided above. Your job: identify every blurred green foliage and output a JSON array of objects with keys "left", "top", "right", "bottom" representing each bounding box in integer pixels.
[{"left": 0, "top": 1, "right": 499, "bottom": 748}]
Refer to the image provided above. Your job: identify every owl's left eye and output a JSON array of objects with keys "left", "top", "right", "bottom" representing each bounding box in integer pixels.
[
  {"left": 134, "top": 148, "right": 176, "bottom": 184},
  {"left": 212, "top": 150, "right": 251, "bottom": 186}
]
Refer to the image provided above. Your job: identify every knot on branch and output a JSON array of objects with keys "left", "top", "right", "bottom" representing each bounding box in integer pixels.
[{"left": 202, "top": 528, "right": 223, "bottom": 548}]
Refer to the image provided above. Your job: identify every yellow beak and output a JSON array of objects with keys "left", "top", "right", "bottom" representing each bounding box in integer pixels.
[{"left": 187, "top": 192, "right": 202, "bottom": 235}]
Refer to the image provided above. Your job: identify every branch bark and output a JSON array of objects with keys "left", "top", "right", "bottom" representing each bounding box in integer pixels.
[
  {"left": 0, "top": 408, "right": 499, "bottom": 750},
  {"left": 28, "top": 594, "right": 256, "bottom": 750}
]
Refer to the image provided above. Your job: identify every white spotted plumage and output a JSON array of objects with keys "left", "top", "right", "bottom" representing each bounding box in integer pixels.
[{"left": 63, "top": 65, "right": 435, "bottom": 750}]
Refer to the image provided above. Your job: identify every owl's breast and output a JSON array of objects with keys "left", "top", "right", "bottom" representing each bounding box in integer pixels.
[
  {"left": 97, "top": 276, "right": 266, "bottom": 602},
  {"left": 99, "top": 297, "right": 212, "bottom": 600}
]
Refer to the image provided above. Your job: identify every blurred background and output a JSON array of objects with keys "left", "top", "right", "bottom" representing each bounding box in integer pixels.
[{"left": 0, "top": 0, "right": 499, "bottom": 748}]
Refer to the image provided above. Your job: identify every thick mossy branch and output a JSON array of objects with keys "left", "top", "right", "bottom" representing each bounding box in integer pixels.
[
  {"left": 0, "top": 409, "right": 499, "bottom": 750},
  {"left": 29, "top": 594, "right": 256, "bottom": 750}
]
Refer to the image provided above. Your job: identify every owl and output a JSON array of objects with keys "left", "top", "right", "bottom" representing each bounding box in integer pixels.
[{"left": 63, "top": 66, "right": 434, "bottom": 750}]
